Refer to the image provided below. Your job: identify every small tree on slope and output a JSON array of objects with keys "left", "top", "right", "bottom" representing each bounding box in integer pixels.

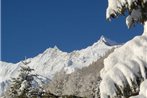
[{"left": 7, "top": 60, "right": 44, "bottom": 98}]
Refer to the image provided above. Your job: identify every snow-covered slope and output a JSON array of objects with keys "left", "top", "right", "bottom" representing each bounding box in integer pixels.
[
  {"left": 0, "top": 36, "right": 119, "bottom": 96},
  {"left": 100, "top": 23, "right": 147, "bottom": 98}
]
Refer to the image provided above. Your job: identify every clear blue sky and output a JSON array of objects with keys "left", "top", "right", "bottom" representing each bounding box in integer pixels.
[{"left": 2, "top": 0, "right": 143, "bottom": 63}]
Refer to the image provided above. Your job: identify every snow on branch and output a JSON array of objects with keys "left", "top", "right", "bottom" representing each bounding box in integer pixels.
[
  {"left": 100, "top": 35, "right": 147, "bottom": 98},
  {"left": 106, "top": 0, "right": 147, "bottom": 28}
]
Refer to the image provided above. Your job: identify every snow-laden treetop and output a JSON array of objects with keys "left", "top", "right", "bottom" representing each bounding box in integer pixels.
[{"left": 106, "top": 0, "right": 147, "bottom": 28}]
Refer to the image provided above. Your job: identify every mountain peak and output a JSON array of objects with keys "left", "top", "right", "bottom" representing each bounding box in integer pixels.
[
  {"left": 98, "top": 35, "right": 118, "bottom": 46},
  {"left": 99, "top": 35, "right": 105, "bottom": 40},
  {"left": 53, "top": 45, "right": 59, "bottom": 50},
  {"left": 43, "top": 45, "right": 62, "bottom": 55}
]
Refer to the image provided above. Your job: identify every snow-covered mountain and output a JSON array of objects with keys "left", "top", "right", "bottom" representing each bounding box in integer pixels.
[{"left": 0, "top": 36, "right": 119, "bottom": 96}]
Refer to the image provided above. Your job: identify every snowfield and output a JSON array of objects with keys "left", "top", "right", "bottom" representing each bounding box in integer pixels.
[{"left": 0, "top": 36, "right": 119, "bottom": 97}]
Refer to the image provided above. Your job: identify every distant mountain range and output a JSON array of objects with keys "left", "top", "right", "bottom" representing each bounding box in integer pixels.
[{"left": 0, "top": 36, "right": 120, "bottom": 96}]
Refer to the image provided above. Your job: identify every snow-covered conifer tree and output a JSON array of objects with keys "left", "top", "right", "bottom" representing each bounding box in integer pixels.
[
  {"left": 7, "top": 60, "right": 45, "bottom": 98},
  {"left": 106, "top": 0, "right": 147, "bottom": 29},
  {"left": 99, "top": 1, "right": 147, "bottom": 98}
]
